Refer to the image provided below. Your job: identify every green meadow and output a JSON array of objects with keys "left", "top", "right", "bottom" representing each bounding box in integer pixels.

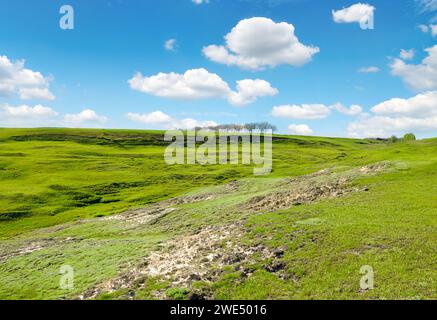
[{"left": 0, "top": 128, "right": 435, "bottom": 300}]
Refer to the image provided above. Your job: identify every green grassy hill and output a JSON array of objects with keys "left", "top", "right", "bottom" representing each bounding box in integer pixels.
[{"left": 0, "top": 128, "right": 435, "bottom": 299}]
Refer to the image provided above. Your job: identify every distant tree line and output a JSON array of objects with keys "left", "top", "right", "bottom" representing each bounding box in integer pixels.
[
  {"left": 388, "top": 133, "right": 417, "bottom": 143},
  {"left": 194, "top": 122, "right": 277, "bottom": 133}
]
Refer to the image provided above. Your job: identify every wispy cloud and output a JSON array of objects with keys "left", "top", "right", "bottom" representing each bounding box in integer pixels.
[
  {"left": 400, "top": 49, "right": 415, "bottom": 60},
  {"left": 164, "top": 39, "right": 177, "bottom": 51},
  {"left": 416, "top": 0, "right": 437, "bottom": 13},
  {"left": 192, "top": 0, "right": 209, "bottom": 4},
  {"left": 358, "top": 66, "right": 380, "bottom": 73}
]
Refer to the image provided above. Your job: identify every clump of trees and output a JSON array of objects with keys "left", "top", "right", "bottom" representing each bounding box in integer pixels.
[
  {"left": 388, "top": 133, "right": 417, "bottom": 143},
  {"left": 195, "top": 122, "right": 277, "bottom": 133},
  {"left": 403, "top": 133, "right": 416, "bottom": 141},
  {"left": 389, "top": 135, "right": 400, "bottom": 143},
  {"left": 243, "top": 122, "right": 277, "bottom": 133}
]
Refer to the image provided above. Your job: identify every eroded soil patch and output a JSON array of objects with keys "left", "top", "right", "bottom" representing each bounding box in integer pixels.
[
  {"left": 243, "top": 163, "right": 390, "bottom": 213},
  {"left": 0, "top": 237, "right": 77, "bottom": 263},
  {"left": 82, "top": 223, "right": 280, "bottom": 300},
  {"left": 81, "top": 162, "right": 392, "bottom": 299}
]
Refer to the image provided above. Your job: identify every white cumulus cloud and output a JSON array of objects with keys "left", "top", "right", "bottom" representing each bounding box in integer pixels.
[
  {"left": 348, "top": 115, "right": 437, "bottom": 138},
  {"left": 1, "top": 105, "right": 110, "bottom": 128},
  {"left": 1, "top": 104, "right": 58, "bottom": 118},
  {"left": 371, "top": 91, "right": 437, "bottom": 117},
  {"left": 202, "top": 17, "right": 319, "bottom": 70},
  {"left": 0, "top": 55, "right": 55, "bottom": 100},
  {"left": 390, "top": 45, "right": 437, "bottom": 91},
  {"left": 227, "top": 79, "right": 278, "bottom": 106},
  {"left": 272, "top": 104, "right": 331, "bottom": 120},
  {"left": 332, "top": 3, "right": 375, "bottom": 26},
  {"left": 126, "top": 111, "right": 173, "bottom": 125},
  {"left": 331, "top": 103, "right": 363, "bottom": 116},
  {"left": 192, "top": 0, "right": 209, "bottom": 4},
  {"left": 64, "top": 109, "right": 108, "bottom": 125},
  {"left": 348, "top": 91, "right": 437, "bottom": 138},
  {"left": 19, "top": 87, "right": 55, "bottom": 101},
  {"left": 129, "top": 68, "right": 230, "bottom": 100},
  {"left": 288, "top": 124, "right": 313, "bottom": 135},
  {"left": 0, "top": 104, "right": 58, "bottom": 127},
  {"left": 127, "top": 110, "right": 217, "bottom": 129},
  {"left": 128, "top": 68, "right": 278, "bottom": 106}
]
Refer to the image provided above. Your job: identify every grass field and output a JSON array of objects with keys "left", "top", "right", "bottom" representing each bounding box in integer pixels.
[{"left": 0, "top": 128, "right": 435, "bottom": 300}]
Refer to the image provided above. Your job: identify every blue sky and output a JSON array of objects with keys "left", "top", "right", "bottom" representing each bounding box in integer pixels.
[{"left": 0, "top": 0, "right": 436, "bottom": 138}]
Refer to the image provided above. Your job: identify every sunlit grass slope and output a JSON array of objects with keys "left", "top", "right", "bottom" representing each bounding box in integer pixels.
[{"left": 0, "top": 128, "right": 435, "bottom": 299}]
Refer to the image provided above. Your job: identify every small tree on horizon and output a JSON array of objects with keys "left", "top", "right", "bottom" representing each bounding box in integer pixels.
[
  {"left": 389, "top": 135, "right": 399, "bottom": 143},
  {"left": 244, "top": 123, "right": 257, "bottom": 132},
  {"left": 403, "top": 133, "right": 417, "bottom": 142}
]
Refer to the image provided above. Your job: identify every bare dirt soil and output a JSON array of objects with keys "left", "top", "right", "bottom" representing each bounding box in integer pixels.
[{"left": 81, "top": 163, "right": 390, "bottom": 300}]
